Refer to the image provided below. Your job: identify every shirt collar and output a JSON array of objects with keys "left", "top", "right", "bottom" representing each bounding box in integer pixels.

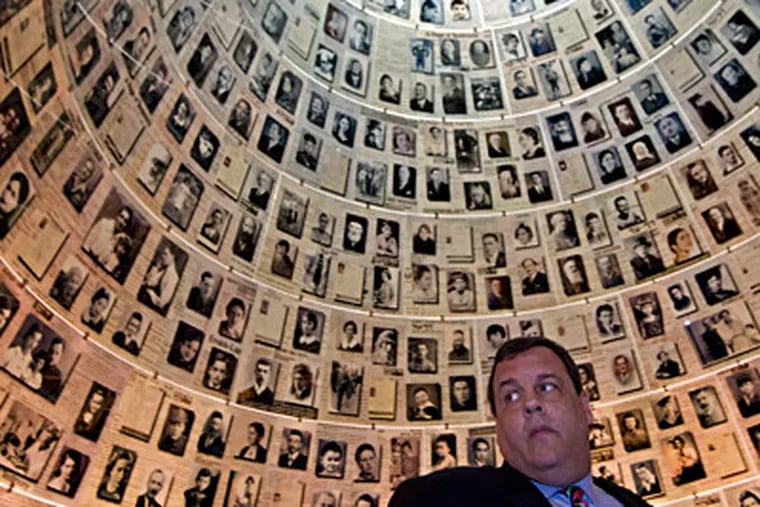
[{"left": 531, "top": 474, "right": 597, "bottom": 503}]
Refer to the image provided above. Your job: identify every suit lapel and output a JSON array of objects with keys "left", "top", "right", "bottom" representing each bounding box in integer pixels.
[{"left": 499, "top": 464, "right": 554, "bottom": 507}]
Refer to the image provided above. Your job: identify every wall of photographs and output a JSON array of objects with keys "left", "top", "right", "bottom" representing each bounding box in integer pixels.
[{"left": 0, "top": 0, "right": 758, "bottom": 505}]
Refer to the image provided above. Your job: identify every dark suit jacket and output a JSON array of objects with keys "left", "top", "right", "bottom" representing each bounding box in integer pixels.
[
  {"left": 389, "top": 464, "right": 652, "bottom": 507},
  {"left": 278, "top": 451, "right": 308, "bottom": 469},
  {"left": 135, "top": 494, "right": 161, "bottom": 507},
  {"left": 522, "top": 272, "right": 549, "bottom": 295}
]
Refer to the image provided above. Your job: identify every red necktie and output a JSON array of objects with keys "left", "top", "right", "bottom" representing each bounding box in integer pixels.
[{"left": 566, "top": 486, "right": 591, "bottom": 507}]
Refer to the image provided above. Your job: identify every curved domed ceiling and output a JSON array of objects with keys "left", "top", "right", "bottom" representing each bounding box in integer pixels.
[{"left": 0, "top": 0, "right": 759, "bottom": 505}]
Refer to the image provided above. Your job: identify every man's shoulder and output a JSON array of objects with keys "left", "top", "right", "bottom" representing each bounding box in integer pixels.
[{"left": 390, "top": 466, "right": 530, "bottom": 507}]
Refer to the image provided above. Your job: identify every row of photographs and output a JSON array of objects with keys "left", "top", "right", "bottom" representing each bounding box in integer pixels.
[
  {"left": 54, "top": 0, "right": 760, "bottom": 223},
  {"left": 4, "top": 207, "right": 760, "bottom": 424},
  {"left": 1, "top": 286, "right": 760, "bottom": 505}
]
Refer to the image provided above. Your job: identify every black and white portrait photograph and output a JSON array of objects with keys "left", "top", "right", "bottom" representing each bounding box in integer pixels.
[
  {"left": 166, "top": 94, "right": 195, "bottom": 143},
  {"left": 557, "top": 255, "right": 590, "bottom": 296},
  {"left": 342, "top": 57, "right": 369, "bottom": 95},
  {"left": 666, "top": 281, "right": 697, "bottom": 316},
  {"left": 232, "top": 214, "right": 261, "bottom": 263},
  {"left": 624, "top": 233, "right": 665, "bottom": 281},
  {"left": 341, "top": 213, "right": 368, "bottom": 255},
  {"left": 628, "top": 291, "right": 664, "bottom": 339},
  {"left": 186, "top": 33, "right": 217, "bottom": 88},
  {"left": 166, "top": 321, "right": 205, "bottom": 373},
  {"left": 233, "top": 30, "right": 258, "bottom": 73},
  {"left": 642, "top": 8, "right": 676, "bottom": 49},
  {"left": 332, "top": 111, "right": 357, "bottom": 147},
  {"left": 62, "top": 152, "right": 103, "bottom": 213},
  {"left": 546, "top": 210, "right": 580, "bottom": 251},
  {"left": 329, "top": 361, "right": 363, "bottom": 416},
  {"left": 157, "top": 404, "right": 194, "bottom": 456},
  {"left": 407, "top": 383, "right": 442, "bottom": 421},
  {"left": 412, "top": 264, "right": 439, "bottom": 304},
  {"left": 80, "top": 285, "right": 115, "bottom": 334},
  {"left": 594, "top": 21, "right": 640, "bottom": 73},
  {"left": 249, "top": 52, "right": 279, "bottom": 101},
  {"left": 276, "top": 189, "right": 308, "bottom": 238},
  {"left": 610, "top": 193, "right": 645, "bottom": 230},
  {"left": 497, "top": 30, "right": 526, "bottom": 62},
  {"left": 136, "top": 237, "right": 188, "bottom": 316},
  {"left": 526, "top": 170, "right": 553, "bottom": 203},
  {"left": 688, "top": 29, "right": 726, "bottom": 65},
  {"left": 139, "top": 57, "right": 170, "bottom": 114},
  {"left": 726, "top": 368, "right": 760, "bottom": 418},
  {"left": 0, "top": 177, "right": 32, "bottom": 242},
  {"left": 293, "top": 307, "right": 325, "bottom": 354},
  {"left": 426, "top": 166, "right": 451, "bottom": 201},
  {"left": 714, "top": 59, "right": 756, "bottom": 103},
  {"left": 0, "top": 281, "right": 19, "bottom": 336},
  {"left": 720, "top": 10, "right": 759, "bottom": 55},
  {"left": 571, "top": 50, "right": 607, "bottom": 90},
  {"left": 527, "top": 24, "right": 555, "bottom": 56},
  {"left": 224, "top": 471, "right": 260, "bottom": 507},
  {"left": 513, "top": 219, "right": 540, "bottom": 249},
  {"left": 282, "top": 362, "right": 318, "bottom": 406},
  {"left": 689, "top": 385, "right": 727, "bottom": 428},
  {"left": 295, "top": 132, "right": 321, "bottom": 171},
  {"left": 512, "top": 68, "right": 538, "bottom": 100},
  {"left": 464, "top": 182, "right": 493, "bottom": 210},
  {"left": 440, "top": 73, "right": 466, "bottom": 114},
  {"left": 653, "top": 393, "right": 683, "bottom": 429},
  {"left": 440, "top": 38, "right": 461, "bottom": 66},
  {"left": 274, "top": 70, "right": 302, "bottom": 115},
  {"left": 0, "top": 399, "right": 60, "bottom": 481},
  {"left": 407, "top": 337, "right": 438, "bottom": 374},
  {"left": 624, "top": 135, "right": 660, "bottom": 172},
  {"left": 662, "top": 432, "right": 705, "bottom": 486},
  {"left": 307, "top": 91, "right": 329, "bottom": 127},
  {"left": 655, "top": 112, "right": 693, "bottom": 154},
  {"left": 302, "top": 251, "right": 330, "bottom": 297},
  {"left": 687, "top": 85, "right": 733, "bottom": 134},
  {"left": 630, "top": 459, "right": 662, "bottom": 498},
  {"left": 701, "top": 202, "right": 743, "bottom": 244},
  {"left": 594, "top": 302, "right": 625, "bottom": 341},
  {"left": 137, "top": 142, "right": 172, "bottom": 195},
  {"left": 46, "top": 447, "right": 88, "bottom": 498},
  {"left": 447, "top": 271, "right": 476, "bottom": 312},
  {"left": 468, "top": 39, "right": 493, "bottom": 68},
  {"left": 430, "top": 434, "right": 457, "bottom": 471},
  {"left": 82, "top": 189, "right": 150, "bottom": 284},
  {"left": 190, "top": 125, "right": 220, "bottom": 172},
  {"left": 271, "top": 238, "right": 297, "bottom": 279},
  {"left": 324, "top": 3, "right": 348, "bottom": 41},
  {"left": 378, "top": 73, "right": 402, "bottom": 105},
  {"left": 95, "top": 446, "right": 137, "bottom": 503},
  {"left": 617, "top": 407, "right": 651, "bottom": 452},
  {"left": 73, "top": 382, "right": 115, "bottom": 442},
  {"left": 536, "top": 59, "right": 570, "bottom": 101},
  {"left": 257, "top": 115, "right": 290, "bottom": 164},
  {"left": 197, "top": 205, "right": 231, "bottom": 253},
  {"left": 314, "top": 45, "right": 338, "bottom": 82},
  {"left": 372, "top": 327, "right": 398, "bottom": 366},
  {"left": 49, "top": 256, "right": 88, "bottom": 311},
  {"left": 111, "top": 308, "right": 150, "bottom": 357},
  {"left": 373, "top": 266, "right": 399, "bottom": 309},
  {"left": 161, "top": 164, "right": 204, "bottom": 230},
  {"left": 202, "top": 348, "right": 237, "bottom": 395},
  {"left": 410, "top": 81, "right": 435, "bottom": 113},
  {"left": 261, "top": 0, "right": 287, "bottom": 42},
  {"left": 349, "top": 18, "right": 372, "bottom": 54}
]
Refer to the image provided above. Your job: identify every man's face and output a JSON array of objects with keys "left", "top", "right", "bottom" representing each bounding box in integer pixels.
[
  {"left": 453, "top": 276, "right": 466, "bottom": 292},
  {"left": 474, "top": 442, "right": 489, "bottom": 462},
  {"left": 125, "top": 316, "right": 141, "bottom": 336},
  {"left": 88, "top": 392, "right": 104, "bottom": 413},
  {"left": 255, "top": 362, "right": 270, "bottom": 385},
  {"left": 614, "top": 104, "right": 631, "bottom": 122},
  {"left": 696, "top": 391, "right": 710, "bottom": 410},
  {"left": 208, "top": 360, "right": 227, "bottom": 386},
  {"left": 293, "top": 371, "right": 308, "bottom": 391},
  {"left": 721, "top": 65, "right": 739, "bottom": 85},
  {"left": 453, "top": 380, "right": 471, "bottom": 404},
  {"left": 614, "top": 357, "right": 631, "bottom": 376},
  {"left": 287, "top": 433, "right": 303, "bottom": 453},
  {"left": 115, "top": 208, "right": 130, "bottom": 231},
  {"left": 197, "top": 475, "right": 211, "bottom": 491},
  {"left": 248, "top": 426, "right": 262, "bottom": 444},
  {"left": 708, "top": 208, "right": 723, "bottom": 224},
  {"left": 707, "top": 275, "right": 721, "bottom": 293},
  {"left": 50, "top": 343, "right": 63, "bottom": 365},
  {"left": 180, "top": 338, "right": 200, "bottom": 363},
  {"left": 147, "top": 471, "right": 164, "bottom": 496},
  {"left": 208, "top": 416, "right": 222, "bottom": 433},
  {"left": 615, "top": 198, "right": 629, "bottom": 214},
  {"left": 414, "top": 389, "right": 430, "bottom": 406},
  {"left": 492, "top": 347, "right": 592, "bottom": 485},
  {"left": 740, "top": 381, "right": 755, "bottom": 397},
  {"left": 414, "top": 83, "right": 426, "bottom": 99},
  {"left": 357, "top": 449, "right": 375, "bottom": 475},
  {"left": 347, "top": 222, "right": 363, "bottom": 244},
  {"left": 483, "top": 236, "right": 499, "bottom": 256},
  {"left": 515, "top": 71, "right": 527, "bottom": 87},
  {"left": 660, "top": 118, "right": 679, "bottom": 137},
  {"left": 523, "top": 259, "right": 537, "bottom": 275},
  {"left": 168, "top": 415, "right": 186, "bottom": 439}
]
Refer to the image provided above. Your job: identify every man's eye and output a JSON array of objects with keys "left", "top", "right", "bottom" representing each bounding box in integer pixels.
[
  {"left": 504, "top": 391, "right": 521, "bottom": 403},
  {"left": 538, "top": 382, "right": 558, "bottom": 393}
]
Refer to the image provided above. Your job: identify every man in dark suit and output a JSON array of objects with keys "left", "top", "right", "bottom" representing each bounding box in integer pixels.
[
  {"left": 526, "top": 171, "right": 552, "bottom": 203},
  {"left": 197, "top": 411, "right": 225, "bottom": 458},
  {"left": 389, "top": 337, "right": 652, "bottom": 507},
  {"left": 236, "top": 358, "right": 275, "bottom": 405},
  {"left": 278, "top": 430, "right": 308, "bottom": 469},
  {"left": 737, "top": 376, "right": 760, "bottom": 418},
  {"left": 629, "top": 236, "right": 665, "bottom": 280},
  {"left": 135, "top": 469, "right": 165, "bottom": 507},
  {"left": 410, "top": 82, "right": 434, "bottom": 113},
  {"left": 236, "top": 422, "right": 268, "bottom": 462},
  {"left": 521, "top": 258, "right": 549, "bottom": 295},
  {"left": 637, "top": 79, "right": 668, "bottom": 114},
  {"left": 426, "top": 167, "right": 450, "bottom": 201}
]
